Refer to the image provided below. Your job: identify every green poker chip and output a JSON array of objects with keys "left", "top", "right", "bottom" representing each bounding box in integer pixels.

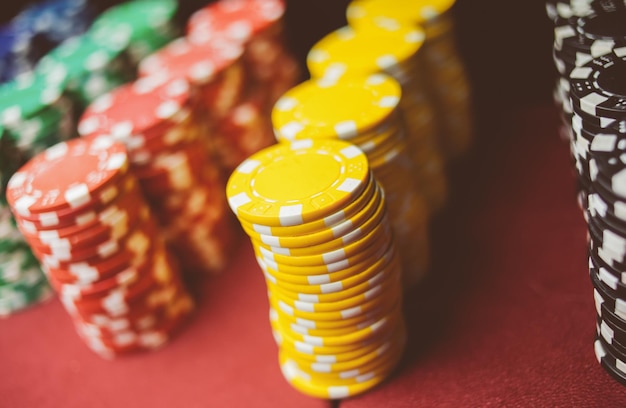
[
  {"left": 88, "top": 0, "right": 179, "bottom": 62},
  {"left": 0, "top": 74, "right": 64, "bottom": 131},
  {"left": 36, "top": 34, "right": 124, "bottom": 90}
]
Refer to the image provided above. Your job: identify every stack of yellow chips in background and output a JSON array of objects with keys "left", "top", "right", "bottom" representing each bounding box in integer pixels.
[
  {"left": 346, "top": 0, "right": 473, "bottom": 160},
  {"left": 307, "top": 17, "right": 447, "bottom": 214},
  {"left": 226, "top": 139, "right": 405, "bottom": 399},
  {"left": 272, "top": 73, "right": 429, "bottom": 287}
]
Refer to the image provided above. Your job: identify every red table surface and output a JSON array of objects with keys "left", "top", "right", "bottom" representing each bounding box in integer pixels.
[{"left": 4, "top": 103, "right": 626, "bottom": 407}]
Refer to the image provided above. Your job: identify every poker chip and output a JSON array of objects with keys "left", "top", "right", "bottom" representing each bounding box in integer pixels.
[
  {"left": 307, "top": 19, "right": 448, "bottom": 212},
  {"left": 226, "top": 139, "right": 406, "bottom": 399},
  {"left": 78, "top": 74, "right": 238, "bottom": 275},
  {"left": 88, "top": 0, "right": 180, "bottom": 66},
  {"left": 5, "top": 136, "right": 194, "bottom": 357}
]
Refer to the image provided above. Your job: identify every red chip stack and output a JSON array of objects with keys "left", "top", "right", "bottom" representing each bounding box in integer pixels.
[
  {"left": 78, "top": 75, "right": 237, "bottom": 276},
  {"left": 185, "top": 0, "right": 300, "bottom": 172},
  {"left": 6, "top": 135, "right": 194, "bottom": 358}
]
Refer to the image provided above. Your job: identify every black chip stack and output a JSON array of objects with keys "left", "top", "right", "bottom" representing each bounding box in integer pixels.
[{"left": 547, "top": 0, "right": 626, "bottom": 387}]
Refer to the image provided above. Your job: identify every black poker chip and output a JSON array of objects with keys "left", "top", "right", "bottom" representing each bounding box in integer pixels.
[
  {"left": 570, "top": 51, "right": 626, "bottom": 119},
  {"left": 594, "top": 337, "right": 626, "bottom": 387}
]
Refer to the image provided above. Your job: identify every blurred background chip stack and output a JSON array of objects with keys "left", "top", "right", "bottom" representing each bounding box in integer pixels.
[{"left": 346, "top": 0, "right": 473, "bottom": 162}]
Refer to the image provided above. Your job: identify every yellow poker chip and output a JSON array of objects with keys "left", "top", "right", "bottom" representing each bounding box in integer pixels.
[
  {"left": 275, "top": 325, "right": 396, "bottom": 364},
  {"left": 346, "top": 0, "right": 457, "bottom": 27},
  {"left": 247, "top": 187, "right": 384, "bottom": 254},
  {"left": 255, "top": 226, "right": 394, "bottom": 276},
  {"left": 258, "top": 233, "right": 395, "bottom": 290},
  {"left": 261, "top": 241, "right": 396, "bottom": 285},
  {"left": 280, "top": 342, "right": 401, "bottom": 382},
  {"left": 273, "top": 313, "right": 406, "bottom": 362},
  {"left": 272, "top": 74, "right": 401, "bottom": 141},
  {"left": 270, "top": 299, "right": 396, "bottom": 332},
  {"left": 226, "top": 139, "right": 370, "bottom": 227},
  {"left": 255, "top": 220, "right": 392, "bottom": 268},
  {"left": 272, "top": 304, "right": 400, "bottom": 347},
  {"left": 281, "top": 332, "right": 404, "bottom": 376},
  {"left": 275, "top": 299, "right": 403, "bottom": 339},
  {"left": 267, "top": 263, "right": 400, "bottom": 307},
  {"left": 307, "top": 23, "right": 425, "bottom": 80},
  {"left": 268, "top": 284, "right": 397, "bottom": 321},
  {"left": 246, "top": 172, "right": 376, "bottom": 238},
  {"left": 279, "top": 350, "right": 399, "bottom": 399},
  {"left": 271, "top": 270, "right": 401, "bottom": 313}
]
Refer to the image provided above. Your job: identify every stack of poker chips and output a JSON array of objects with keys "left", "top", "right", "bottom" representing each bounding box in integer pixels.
[
  {"left": 567, "top": 45, "right": 626, "bottom": 386},
  {"left": 548, "top": 1, "right": 625, "bottom": 193},
  {"left": 78, "top": 74, "right": 238, "bottom": 276},
  {"left": 307, "top": 19, "right": 448, "bottom": 214},
  {"left": 272, "top": 74, "right": 430, "bottom": 287},
  {"left": 6, "top": 135, "right": 194, "bottom": 357},
  {"left": 0, "top": 0, "right": 94, "bottom": 83},
  {"left": 187, "top": 0, "right": 300, "bottom": 111},
  {"left": 346, "top": 0, "right": 473, "bottom": 161},
  {"left": 226, "top": 139, "right": 405, "bottom": 399},
  {"left": 87, "top": 0, "right": 180, "bottom": 66},
  {"left": 0, "top": 131, "right": 53, "bottom": 317}
]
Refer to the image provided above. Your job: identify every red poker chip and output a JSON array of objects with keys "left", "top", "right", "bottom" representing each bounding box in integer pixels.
[
  {"left": 13, "top": 174, "right": 136, "bottom": 229},
  {"left": 124, "top": 120, "right": 204, "bottom": 166},
  {"left": 47, "top": 250, "right": 157, "bottom": 299},
  {"left": 187, "top": 0, "right": 285, "bottom": 45},
  {"left": 17, "top": 182, "right": 145, "bottom": 244},
  {"left": 139, "top": 38, "right": 247, "bottom": 121},
  {"left": 39, "top": 226, "right": 160, "bottom": 284},
  {"left": 76, "top": 295, "right": 194, "bottom": 357},
  {"left": 6, "top": 136, "right": 130, "bottom": 217},
  {"left": 78, "top": 75, "right": 192, "bottom": 141},
  {"left": 66, "top": 274, "right": 186, "bottom": 318},
  {"left": 31, "top": 215, "right": 158, "bottom": 264},
  {"left": 138, "top": 37, "right": 244, "bottom": 85}
]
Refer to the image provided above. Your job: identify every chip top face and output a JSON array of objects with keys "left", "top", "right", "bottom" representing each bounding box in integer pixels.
[
  {"left": 226, "top": 139, "right": 370, "bottom": 227},
  {"left": 346, "top": 0, "right": 456, "bottom": 27},
  {"left": 272, "top": 74, "right": 401, "bottom": 142},
  {"left": 307, "top": 23, "right": 424, "bottom": 79},
  {"left": 7, "top": 135, "right": 128, "bottom": 216}
]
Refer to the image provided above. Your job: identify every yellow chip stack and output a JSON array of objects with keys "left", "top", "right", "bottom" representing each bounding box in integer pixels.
[
  {"left": 272, "top": 73, "right": 429, "bottom": 287},
  {"left": 226, "top": 139, "right": 406, "bottom": 399},
  {"left": 307, "top": 19, "right": 447, "bottom": 213},
  {"left": 347, "top": 0, "right": 473, "bottom": 160}
]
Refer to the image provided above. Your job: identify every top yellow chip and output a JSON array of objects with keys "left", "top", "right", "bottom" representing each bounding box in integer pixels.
[
  {"left": 346, "top": 0, "right": 456, "bottom": 27},
  {"left": 226, "top": 139, "right": 370, "bottom": 227},
  {"left": 272, "top": 74, "right": 401, "bottom": 142},
  {"left": 307, "top": 21, "right": 425, "bottom": 80}
]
